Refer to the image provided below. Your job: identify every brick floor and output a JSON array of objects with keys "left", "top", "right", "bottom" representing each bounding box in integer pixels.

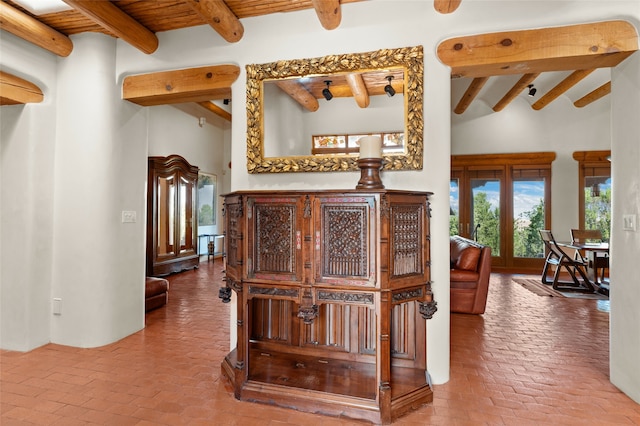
[{"left": 2, "top": 262, "right": 639, "bottom": 425}]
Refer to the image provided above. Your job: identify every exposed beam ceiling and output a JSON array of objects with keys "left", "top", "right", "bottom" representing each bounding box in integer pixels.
[
  {"left": 0, "top": 1, "right": 72, "bottom": 57},
  {"left": 0, "top": 70, "right": 44, "bottom": 105},
  {"left": 2, "top": 2, "right": 637, "bottom": 118},
  {"left": 122, "top": 65, "right": 240, "bottom": 106},
  {"left": 439, "top": 20, "right": 638, "bottom": 113},
  {"left": 531, "top": 69, "right": 594, "bottom": 111},
  {"left": 574, "top": 82, "right": 611, "bottom": 108},
  {"left": 184, "top": 0, "right": 243, "bottom": 43},
  {"left": 311, "top": 0, "right": 341, "bottom": 30},
  {"left": 434, "top": 0, "right": 462, "bottom": 14},
  {"left": 62, "top": 0, "right": 158, "bottom": 54},
  {"left": 2, "top": 0, "right": 362, "bottom": 56},
  {"left": 197, "top": 101, "right": 232, "bottom": 121}
]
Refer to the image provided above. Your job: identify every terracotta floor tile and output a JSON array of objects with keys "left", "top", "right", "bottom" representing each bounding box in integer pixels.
[{"left": 1, "top": 262, "right": 639, "bottom": 425}]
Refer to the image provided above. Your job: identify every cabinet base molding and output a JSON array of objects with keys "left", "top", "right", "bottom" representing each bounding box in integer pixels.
[{"left": 221, "top": 348, "right": 433, "bottom": 424}]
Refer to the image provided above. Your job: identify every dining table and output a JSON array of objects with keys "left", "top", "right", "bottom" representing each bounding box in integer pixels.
[{"left": 557, "top": 241, "right": 609, "bottom": 293}]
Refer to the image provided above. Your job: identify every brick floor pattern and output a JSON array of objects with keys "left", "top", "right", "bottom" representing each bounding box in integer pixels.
[{"left": 2, "top": 262, "right": 639, "bottom": 425}]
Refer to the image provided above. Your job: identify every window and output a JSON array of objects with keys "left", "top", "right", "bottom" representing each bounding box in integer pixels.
[
  {"left": 312, "top": 131, "right": 404, "bottom": 155},
  {"left": 574, "top": 151, "right": 611, "bottom": 241}
]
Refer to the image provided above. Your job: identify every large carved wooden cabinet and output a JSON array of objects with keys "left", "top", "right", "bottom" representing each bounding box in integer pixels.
[
  {"left": 146, "top": 155, "right": 199, "bottom": 276},
  {"left": 219, "top": 189, "right": 436, "bottom": 424}
]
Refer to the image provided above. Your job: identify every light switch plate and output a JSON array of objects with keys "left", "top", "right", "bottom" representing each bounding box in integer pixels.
[
  {"left": 122, "top": 211, "right": 137, "bottom": 223},
  {"left": 53, "top": 298, "right": 62, "bottom": 315},
  {"left": 623, "top": 214, "right": 637, "bottom": 231}
]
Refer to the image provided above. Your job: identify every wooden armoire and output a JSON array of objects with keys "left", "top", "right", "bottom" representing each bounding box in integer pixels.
[
  {"left": 146, "top": 155, "right": 199, "bottom": 276},
  {"left": 219, "top": 189, "right": 437, "bottom": 424}
]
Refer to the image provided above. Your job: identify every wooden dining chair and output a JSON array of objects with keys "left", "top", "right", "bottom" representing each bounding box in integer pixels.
[
  {"left": 539, "top": 230, "right": 593, "bottom": 292},
  {"left": 570, "top": 228, "right": 609, "bottom": 283}
]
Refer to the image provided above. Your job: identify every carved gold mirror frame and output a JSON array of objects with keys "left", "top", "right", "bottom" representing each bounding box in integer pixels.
[{"left": 246, "top": 45, "right": 424, "bottom": 173}]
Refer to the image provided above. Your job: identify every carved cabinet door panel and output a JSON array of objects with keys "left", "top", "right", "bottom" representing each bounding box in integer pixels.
[
  {"left": 387, "top": 193, "right": 431, "bottom": 288},
  {"left": 312, "top": 194, "right": 377, "bottom": 287},
  {"left": 246, "top": 195, "right": 305, "bottom": 283}
]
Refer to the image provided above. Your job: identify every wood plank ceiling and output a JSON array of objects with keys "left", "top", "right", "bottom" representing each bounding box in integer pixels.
[{"left": 1, "top": 0, "right": 638, "bottom": 119}]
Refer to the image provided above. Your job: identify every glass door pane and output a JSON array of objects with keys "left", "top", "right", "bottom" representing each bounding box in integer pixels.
[
  {"left": 513, "top": 179, "right": 545, "bottom": 258},
  {"left": 585, "top": 176, "right": 611, "bottom": 241},
  {"left": 450, "top": 178, "right": 460, "bottom": 236},
  {"left": 471, "top": 179, "right": 500, "bottom": 256}
]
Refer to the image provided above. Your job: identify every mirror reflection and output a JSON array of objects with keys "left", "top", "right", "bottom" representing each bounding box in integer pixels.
[
  {"left": 246, "top": 45, "right": 424, "bottom": 173},
  {"left": 264, "top": 69, "right": 405, "bottom": 158}
]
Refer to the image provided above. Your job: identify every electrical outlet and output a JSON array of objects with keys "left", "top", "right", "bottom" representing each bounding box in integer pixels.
[
  {"left": 122, "top": 211, "right": 136, "bottom": 223},
  {"left": 623, "top": 214, "right": 637, "bottom": 231}
]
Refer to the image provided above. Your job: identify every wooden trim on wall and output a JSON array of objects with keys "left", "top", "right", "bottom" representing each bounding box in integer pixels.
[{"left": 452, "top": 152, "right": 556, "bottom": 167}]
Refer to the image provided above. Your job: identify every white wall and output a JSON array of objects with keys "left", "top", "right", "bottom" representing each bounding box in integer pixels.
[
  {"left": 610, "top": 52, "right": 640, "bottom": 404},
  {"left": 50, "top": 33, "right": 148, "bottom": 347},
  {"left": 0, "top": 32, "right": 58, "bottom": 351}
]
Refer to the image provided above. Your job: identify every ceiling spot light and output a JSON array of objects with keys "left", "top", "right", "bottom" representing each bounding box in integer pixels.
[
  {"left": 528, "top": 84, "right": 537, "bottom": 97},
  {"left": 384, "top": 76, "right": 396, "bottom": 97},
  {"left": 322, "top": 80, "right": 333, "bottom": 101}
]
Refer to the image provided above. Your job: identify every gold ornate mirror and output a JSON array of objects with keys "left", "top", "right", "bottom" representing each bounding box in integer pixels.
[{"left": 246, "top": 46, "right": 424, "bottom": 173}]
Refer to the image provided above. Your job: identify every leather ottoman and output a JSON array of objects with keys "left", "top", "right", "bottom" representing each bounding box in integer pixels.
[{"left": 145, "top": 277, "right": 169, "bottom": 312}]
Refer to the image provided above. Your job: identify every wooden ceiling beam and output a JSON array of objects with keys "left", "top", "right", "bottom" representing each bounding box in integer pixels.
[
  {"left": 197, "top": 101, "right": 231, "bottom": 121},
  {"left": 122, "top": 65, "right": 240, "bottom": 106},
  {"left": 493, "top": 73, "right": 540, "bottom": 112},
  {"left": 574, "top": 81, "right": 611, "bottom": 108},
  {"left": 438, "top": 20, "right": 638, "bottom": 78},
  {"left": 311, "top": 0, "right": 341, "bottom": 30},
  {"left": 454, "top": 77, "right": 488, "bottom": 114},
  {"left": 273, "top": 80, "right": 319, "bottom": 112},
  {"left": 0, "top": 2, "right": 73, "bottom": 57},
  {"left": 532, "top": 69, "right": 594, "bottom": 110},
  {"left": 434, "top": 0, "right": 462, "bottom": 14},
  {"left": 62, "top": 0, "right": 158, "bottom": 54},
  {"left": 184, "top": 0, "right": 244, "bottom": 43},
  {"left": 345, "top": 73, "right": 370, "bottom": 108},
  {"left": 0, "top": 71, "right": 44, "bottom": 105}
]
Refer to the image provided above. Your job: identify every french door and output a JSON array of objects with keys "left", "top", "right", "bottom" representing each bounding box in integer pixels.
[{"left": 451, "top": 154, "right": 553, "bottom": 271}]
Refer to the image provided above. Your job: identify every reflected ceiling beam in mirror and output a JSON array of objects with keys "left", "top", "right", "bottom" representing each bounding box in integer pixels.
[
  {"left": 345, "top": 73, "right": 370, "bottom": 108},
  {"left": 62, "top": 0, "right": 158, "bottom": 54},
  {"left": 0, "top": 70, "right": 44, "bottom": 105},
  {"left": 574, "top": 81, "right": 611, "bottom": 108},
  {"left": 122, "top": 64, "right": 240, "bottom": 106},
  {"left": 434, "top": 0, "right": 462, "bottom": 14},
  {"left": 273, "top": 80, "right": 319, "bottom": 112},
  {"left": 532, "top": 69, "right": 594, "bottom": 110},
  {"left": 311, "top": 0, "right": 341, "bottom": 30},
  {"left": 197, "top": 101, "right": 231, "bottom": 121},
  {"left": 492, "top": 73, "right": 539, "bottom": 112},
  {"left": 184, "top": 0, "right": 244, "bottom": 43},
  {"left": 0, "top": 1, "right": 73, "bottom": 57},
  {"left": 454, "top": 77, "right": 488, "bottom": 114}
]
